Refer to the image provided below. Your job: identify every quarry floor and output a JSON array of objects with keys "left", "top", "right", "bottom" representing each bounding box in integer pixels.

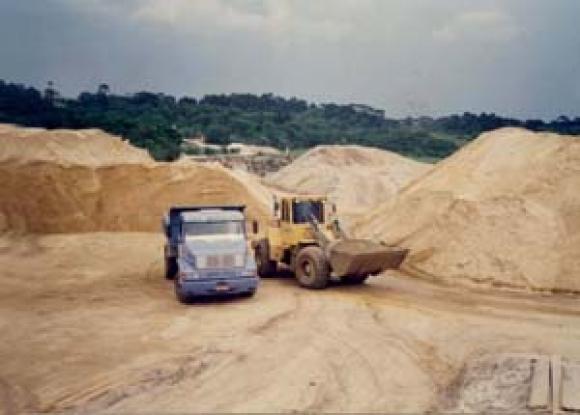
[{"left": 1, "top": 233, "right": 580, "bottom": 414}]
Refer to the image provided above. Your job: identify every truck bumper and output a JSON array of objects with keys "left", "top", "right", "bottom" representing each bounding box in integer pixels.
[{"left": 176, "top": 276, "right": 259, "bottom": 298}]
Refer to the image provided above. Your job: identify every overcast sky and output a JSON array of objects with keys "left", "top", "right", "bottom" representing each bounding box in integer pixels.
[{"left": 1, "top": 0, "right": 579, "bottom": 119}]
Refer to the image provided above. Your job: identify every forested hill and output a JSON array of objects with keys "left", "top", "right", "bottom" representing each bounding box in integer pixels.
[{"left": 1, "top": 79, "right": 579, "bottom": 161}]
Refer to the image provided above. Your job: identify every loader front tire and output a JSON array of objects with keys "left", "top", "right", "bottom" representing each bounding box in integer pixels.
[
  {"left": 295, "top": 246, "right": 329, "bottom": 289},
  {"left": 255, "top": 239, "right": 277, "bottom": 277}
]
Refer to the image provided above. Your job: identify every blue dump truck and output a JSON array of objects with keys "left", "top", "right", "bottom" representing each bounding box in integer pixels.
[{"left": 163, "top": 205, "right": 259, "bottom": 302}]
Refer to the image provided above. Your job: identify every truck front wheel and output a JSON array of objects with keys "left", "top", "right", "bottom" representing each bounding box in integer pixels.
[
  {"left": 174, "top": 279, "right": 190, "bottom": 303},
  {"left": 165, "top": 255, "right": 178, "bottom": 280},
  {"left": 295, "top": 246, "right": 329, "bottom": 289}
]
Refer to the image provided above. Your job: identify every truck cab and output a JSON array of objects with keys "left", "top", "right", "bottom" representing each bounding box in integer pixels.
[{"left": 163, "top": 205, "right": 258, "bottom": 302}]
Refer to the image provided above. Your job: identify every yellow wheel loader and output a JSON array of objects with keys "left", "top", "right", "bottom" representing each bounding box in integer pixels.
[{"left": 252, "top": 195, "right": 408, "bottom": 289}]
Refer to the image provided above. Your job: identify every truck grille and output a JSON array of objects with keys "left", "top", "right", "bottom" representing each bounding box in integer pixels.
[{"left": 199, "top": 254, "right": 244, "bottom": 269}]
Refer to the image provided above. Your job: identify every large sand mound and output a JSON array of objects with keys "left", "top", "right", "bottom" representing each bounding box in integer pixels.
[
  {"left": 0, "top": 124, "right": 151, "bottom": 165},
  {"left": 265, "top": 145, "right": 430, "bottom": 225},
  {"left": 356, "top": 128, "right": 580, "bottom": 292},
  {"left": 0, "top": 125, "right": 271, "bottom": 233}
]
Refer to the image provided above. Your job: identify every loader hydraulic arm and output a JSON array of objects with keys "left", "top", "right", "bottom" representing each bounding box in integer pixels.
[{"left": 308, "top": 215, "right": 331, "bottom": 249}]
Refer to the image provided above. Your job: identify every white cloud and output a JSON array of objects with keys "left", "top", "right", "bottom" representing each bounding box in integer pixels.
[
  {"left": 133, "top": 0, "right": 261, "bottom": 28},
  {"left": 129, "top": 0, "right": 360, "bottom": 41},
  {"left": 433, "top": 9, "right": 522, "bottom": 43}
]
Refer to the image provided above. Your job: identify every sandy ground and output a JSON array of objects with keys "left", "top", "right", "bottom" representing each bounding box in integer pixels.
[{"left": 1, "top": 233, "right": 579, "bottom": 414}]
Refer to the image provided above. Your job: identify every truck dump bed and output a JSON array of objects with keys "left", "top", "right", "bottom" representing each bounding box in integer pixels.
[{"left": 164, "top": 205, "right": 246, "bottom": 242}]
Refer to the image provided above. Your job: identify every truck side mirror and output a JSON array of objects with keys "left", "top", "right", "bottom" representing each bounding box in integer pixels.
[{"left": 252, "top": 220, "right": 259, "bottom": 234}]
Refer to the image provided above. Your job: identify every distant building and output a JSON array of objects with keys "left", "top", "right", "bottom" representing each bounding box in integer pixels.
[
  {"left": 182, "top": 135, "right": 224, "bottom": 153},
  {"left": 226, "top": 143, "right": 282, "bottom": 156}
]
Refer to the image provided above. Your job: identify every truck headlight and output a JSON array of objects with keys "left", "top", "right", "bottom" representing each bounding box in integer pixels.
[
  {"left": 179, "top": 270, "right": 199, "bottom": 281},
  {"left": 234, "top": 254, "right": 245, "bottom": 268},
  {"left": 242, "top": 253, "right": 257, "bottom": 277},
  {"left": 241, "top": 268, "right": 256, "bottom": 277},
  {"left": 245, "top": 253, "right": 257, "bottom": 269},
  {"left": 196, "top": 255, "right": 207, "bottom": 269}
]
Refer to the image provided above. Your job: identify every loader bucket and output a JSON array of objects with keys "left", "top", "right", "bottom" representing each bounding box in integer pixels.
[{"left": 327, "top": 239, "right": 408, "bottom": 278}]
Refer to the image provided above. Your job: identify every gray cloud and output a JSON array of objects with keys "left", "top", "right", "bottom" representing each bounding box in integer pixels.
[{"left": 1, "top": 0, "right": 579, "bottom": 119}]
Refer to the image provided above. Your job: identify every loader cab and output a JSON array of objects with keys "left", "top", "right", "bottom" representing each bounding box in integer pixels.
[
  {"left": 278, "top": 197, "right": 325, "bottom": 225},
  {"left": 267, "top": 196, "right": 328, "bottom": 251}
]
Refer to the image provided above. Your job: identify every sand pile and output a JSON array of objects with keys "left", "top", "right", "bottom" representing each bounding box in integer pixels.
[
  {"left": 228, "top": 167, "right": 274, "bottom": 210},
  {"left": 0, "top": 124, "right": 151, "bottom": 165},
  {"left": 0, "top": 125, "right": 271, "bottom": 233},
  {"left": 356, "top": 128, "right": 580, "bottom": 292},
  {"left": 265, "top": 145, "right": 430, "bottom": 225}
]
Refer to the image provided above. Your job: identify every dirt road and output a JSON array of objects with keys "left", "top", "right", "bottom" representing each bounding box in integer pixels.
[{"left": 1, "top": 233, "right": 580, "bottom": 413}]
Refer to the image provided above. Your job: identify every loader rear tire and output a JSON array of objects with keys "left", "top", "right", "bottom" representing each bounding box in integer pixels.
[
  {"left": 255, "top": 239, "right": 277, "bottom": 277},
  {"left": 295, "top": 246, "right": 329, "bottom": 289}
]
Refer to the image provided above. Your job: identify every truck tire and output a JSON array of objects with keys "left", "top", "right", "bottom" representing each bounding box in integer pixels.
[
  {"left": 241, "top": 289, "right": 256, "bottom": 298},
  {"left": 174, "top": 279, "right": 190, "bottom": 304},
  {"left": 342, "top": 275, "right": 369, "bottom": 285},
  {"left": 295, "top": 246, "right": 329, "bottom": 289},
  {"left": 255, "top": 239, "right": 277, "bottom": 277},
  {"left": 165, "top": 255, "right": 178, "bottom": 280}
]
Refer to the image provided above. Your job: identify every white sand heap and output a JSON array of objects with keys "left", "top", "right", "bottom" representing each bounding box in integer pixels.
[
  {"left": 265, "top": 145, "right": 430, "bottom": 226},
  {"left": 356, "top": 128, "right": 580, "bottom": 293},
  {"left": 0, "top": 124, "right": 271, "bottom": 233}
]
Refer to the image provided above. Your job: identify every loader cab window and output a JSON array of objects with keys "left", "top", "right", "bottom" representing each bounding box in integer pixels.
[{"left": 292, "top": 201, "right": 324, "bottom": 224}]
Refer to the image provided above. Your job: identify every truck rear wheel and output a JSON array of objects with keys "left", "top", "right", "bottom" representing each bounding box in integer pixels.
[
  {"left": 342, "top": 275, "right": 369, "bottom": 285},
  {"left": 255, "top": 239, "right": 277, "bottom": 277},
  {"left": 295, "top": 246, "right": 329, "bottom": 289}
]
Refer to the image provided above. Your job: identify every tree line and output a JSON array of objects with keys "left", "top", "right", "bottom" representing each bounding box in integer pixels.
[{"left": 1, "top": 79, "right": 578, "bottom": 161}]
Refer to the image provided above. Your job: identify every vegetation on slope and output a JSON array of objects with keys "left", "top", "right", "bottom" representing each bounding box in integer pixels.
[{"left": 1, "top": 80, "right": 579, "bottom": 161}]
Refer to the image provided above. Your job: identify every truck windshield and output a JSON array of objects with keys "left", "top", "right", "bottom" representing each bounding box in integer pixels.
[{"left": 183, "top": 221, "right": 244, "bottom": 237}]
